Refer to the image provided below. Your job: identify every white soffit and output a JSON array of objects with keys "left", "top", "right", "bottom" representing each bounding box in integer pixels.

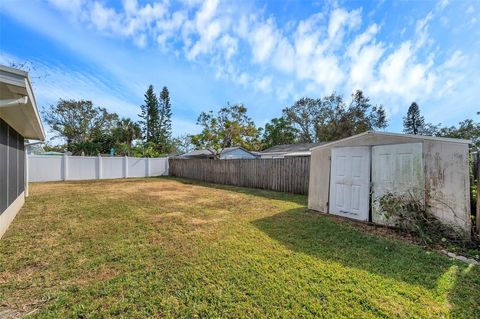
[{"left": 0, "top": 65, "right": 45, "bottom": 141}]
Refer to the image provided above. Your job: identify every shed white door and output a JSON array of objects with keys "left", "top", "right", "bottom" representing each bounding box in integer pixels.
[
  {"left": 371, "top": 143, "right": 424, "bottom": 225},
  {"left": 329, "top": 147, "right": 370, "bottom": 221}
]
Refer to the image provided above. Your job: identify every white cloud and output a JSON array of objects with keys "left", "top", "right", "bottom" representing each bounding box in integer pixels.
[
  {"left": 48, "top": 0, "right": 85, "bottom": 14},
  {"left": 250, "top": 19, "right": 279, "bottom": 63},
  {"left": 347, "top": 24, "right": 384, "bottom": 91},
  {"left": 5, "top": 0, "right": 477, "bottom": 130},
  {"left": 328, "top": 8, "right": 361, "bottom": 43},
  {"left": 254, "top": 76, "right": 272, "bottom": 93},
  {"left": 414, "top": 12, "right": 433, "bottom": 49},
  {"left": 89, "top": 2, "right": 121, "bottom": 32}
]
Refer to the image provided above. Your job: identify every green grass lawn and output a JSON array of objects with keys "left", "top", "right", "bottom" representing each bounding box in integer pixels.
[{"left": 0, "top": 178, "right": 479, "bottom": 318}]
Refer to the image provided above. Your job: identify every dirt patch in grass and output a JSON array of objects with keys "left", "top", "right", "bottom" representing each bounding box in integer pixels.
[{"left": 0, "top": 177, "right": 478, "bottom": 318}]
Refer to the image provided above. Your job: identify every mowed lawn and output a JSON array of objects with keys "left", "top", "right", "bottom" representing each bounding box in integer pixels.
[{"left": 0, "top": 178, "right": 479, "bottom": 318}]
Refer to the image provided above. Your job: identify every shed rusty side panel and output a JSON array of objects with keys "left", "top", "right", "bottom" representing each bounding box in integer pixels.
[{"left": 424, "top": 140, "right": 471, "bottom": 232}]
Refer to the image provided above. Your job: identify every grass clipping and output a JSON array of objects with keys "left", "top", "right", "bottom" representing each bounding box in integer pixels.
[{"left": 375, "top": 192, "right": 471, "bottom": 247}]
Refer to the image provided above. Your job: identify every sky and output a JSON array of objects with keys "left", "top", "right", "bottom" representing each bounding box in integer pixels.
[{"left": 0, "top": 0, "right": 479, "bottom": 143}]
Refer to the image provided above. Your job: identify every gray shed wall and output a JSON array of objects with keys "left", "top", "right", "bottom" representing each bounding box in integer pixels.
[{"left": 308, "top": 133, "right": 471, "bottom": 232}]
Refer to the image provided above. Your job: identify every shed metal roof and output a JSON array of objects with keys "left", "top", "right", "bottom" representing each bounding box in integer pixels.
[{"left": 311, "top": 131, "right": 471, "bottom": 151}]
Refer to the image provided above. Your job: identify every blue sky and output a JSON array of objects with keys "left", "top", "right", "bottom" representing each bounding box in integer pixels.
[{"left": 1, "top": 0, "right": 479, "bottom": 142}]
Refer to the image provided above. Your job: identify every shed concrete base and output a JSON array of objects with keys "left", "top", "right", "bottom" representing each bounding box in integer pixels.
[{"left": 0, "top": 192, "right": 25, "bottom": 239}]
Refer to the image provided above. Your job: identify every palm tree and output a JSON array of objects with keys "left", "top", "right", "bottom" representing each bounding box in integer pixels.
[{"left": 114, "top": 118, "right": 141, "bottom": 148}]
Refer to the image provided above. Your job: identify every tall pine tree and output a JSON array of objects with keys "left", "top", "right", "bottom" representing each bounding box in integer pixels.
[
  {"left": 403, "top": 102, "right": 425, "bottom": 135},
  {"left": 139, "top": 85, "right": 160, "bottom": 143},
  {"left": 158, "top": 86, "right": 172, "bottom": 152}
]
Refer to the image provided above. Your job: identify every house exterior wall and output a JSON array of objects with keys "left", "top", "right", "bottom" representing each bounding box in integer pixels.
[
  {"left": 308, "top": 133, "right": 471, "bottom": 233},
  {"left": 220, "top": 149, "right": 256, "bottom": 159},
  {"left": 1, "top": 118, "right": 26, "bottom": 238}
]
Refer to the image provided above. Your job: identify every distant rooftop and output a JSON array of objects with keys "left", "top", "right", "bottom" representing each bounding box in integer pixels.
[
  {"left": 181, "top": 146, "right": 255, "bottom": 157},
  {"left": 260, "top": 143, "right": 326, "bottom": 154}
]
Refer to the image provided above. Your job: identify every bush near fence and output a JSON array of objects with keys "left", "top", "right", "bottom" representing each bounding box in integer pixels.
[{"left": 169, "top": 157, "right": 310, "bottom": 195}]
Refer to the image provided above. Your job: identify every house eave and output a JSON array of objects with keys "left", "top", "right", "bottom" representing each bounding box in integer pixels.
[{"left": 0, "top": 65, "right": 46, "bottom": 140}]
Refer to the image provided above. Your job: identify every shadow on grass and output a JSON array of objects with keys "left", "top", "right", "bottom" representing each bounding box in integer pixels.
[
  {"left": 447, "top": 263, "right": 480, "bottom": 318},
  {"left": 252, "top": 208, "right": 476, "bottom": 291},
  {"left": 164, "top": 176, "right": 307, "bottom": 206}
]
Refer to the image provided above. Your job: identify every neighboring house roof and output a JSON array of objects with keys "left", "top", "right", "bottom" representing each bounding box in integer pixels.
[
  {"left": 259, "top": 143, "right": 326, "bottom": 156},
  {"left": 0, "top": 64, "right": 45, "bottom": 140},
  {"left": 221, "top": 146, "right": 256, "bottom": 156},
  {"left": 181, "top": 149, "right": 215, "bottom": 158},
  {"left": 310, "top": 130, "right": 471, "bottom": 151},
  {"left": 39, "top": 151, "right": 64, "bottom": 156},
  {"left": 181, "top": 147, "right": 257, "bottom": 158}
]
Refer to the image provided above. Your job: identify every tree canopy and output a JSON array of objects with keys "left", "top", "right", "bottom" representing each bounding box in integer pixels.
[
  {"left": 403, "top": 102, "right": 425, "bottom": 135},
  {"left": 157, "top": 86, "right": 172, "bottom": 153},
  {"left": 191, "top": 103, "right": 261, "bottom": 154},
  {"left": 44, "top": 99, "right": 119, "bottom": 148},
  {"left": 139, "top": 85, "right": 159, "bottom": 144},
  {"left": 283, "top": 90, "right": 388, "bottom": 143},
  {"left": 261, "top": 117, "right": 298, "bottom": 149}
]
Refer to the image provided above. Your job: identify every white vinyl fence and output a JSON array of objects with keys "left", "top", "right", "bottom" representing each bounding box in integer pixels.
[{"left": 28, "top": 155, "right": 168, "bottom": 182}]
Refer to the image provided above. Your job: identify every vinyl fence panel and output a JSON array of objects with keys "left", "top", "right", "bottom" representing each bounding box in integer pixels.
[
  {"left": 150, "top": 158, "right": 169, "bottom": 176},
  {"left": 68, "top": 156, "right": 98, "bottom": 180},
  {"left": 128, "top": 157, "right": 148, "bottom": 177},
  {"left": 28, "top": 156, "right": 64, "bottom": 182},
  {"left": 28, "top": 155, "right": 168, "bottom": 182},
  {"left": 169, "top": 157, "right": 310, "bottom": 195},
  {"left": 101, "top": 157, "right": 124, "bottom": 179}
]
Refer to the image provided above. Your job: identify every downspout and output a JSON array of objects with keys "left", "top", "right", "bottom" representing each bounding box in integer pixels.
[{"left": 24, "top": 140, "right": 44, "bottom": 197}]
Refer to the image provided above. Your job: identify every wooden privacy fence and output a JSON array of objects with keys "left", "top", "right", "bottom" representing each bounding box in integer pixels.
[{"left": 169, "top": 157, "right": 310, "bottom": 195}]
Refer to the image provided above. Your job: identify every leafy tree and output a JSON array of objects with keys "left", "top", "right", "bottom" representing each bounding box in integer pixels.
[
  {"left": 130, "top": 142, "right": 163, "bottom": 158},
  {"left": 282, "top": 98, "right": 321, "bottom": 143},
  {"left": 437, "top": 119, "right": 480, "bottom": 149},
  {"left": 413, "top": 112, "right": 479, "bottom": 149},
  {"left": 157, "top": 86, "right": 173, "bottom": 152},
  {"left": 139, "top": 85, "right": 159, "bottom": 144},
  {"left": 191, "top": 103, "right": 261, "bottom": 155},
  {"left": 261, "top": 117, "right": 298, "bottom": 149},
  {"left": 112, "top": 118, "right": 141, "bottom": 148},
  {"left": 283, "top": 90, "right": 387, "bottom": 143},
  {"left": 403, "top": 102, "right": 425, "bottom": 135},
  {"left": 42, "top": 143, "right": 65, "bottom": 153},
  {"left": 43, "top": 99, "right": 118, "bottom": 150},
  {"left": 171, "top": 134, "right": 194, "bottom": 154}
]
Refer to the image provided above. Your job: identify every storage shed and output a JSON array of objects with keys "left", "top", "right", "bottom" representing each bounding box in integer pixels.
[
  {"left": 308, "top": 131, "right": 471, "bottom": 233},
  {"left": 0, "top": 65, "right": 45, "bottom": 238}
]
